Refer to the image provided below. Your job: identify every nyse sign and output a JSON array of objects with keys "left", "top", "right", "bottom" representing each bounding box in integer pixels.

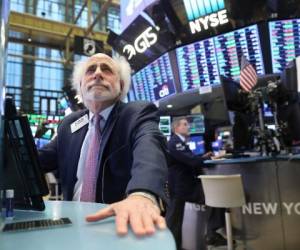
[
  {"left": 123, "top": 26, "right": 158, "bottom": 60},
  {"left": 189, "top": 9, "right": 229, "bottom": 34}
]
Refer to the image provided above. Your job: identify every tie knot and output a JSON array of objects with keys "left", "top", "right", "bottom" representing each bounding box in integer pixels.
[{"left": 92, "top": 113, "right": 101, "bottom": 129}]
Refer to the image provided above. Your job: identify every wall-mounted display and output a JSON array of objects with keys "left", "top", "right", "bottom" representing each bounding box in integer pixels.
[
  {"left": 132, "top": 52, "right": 176, "bottom": 101},
  {"left": 269, "top": 19, "right": 300, "bottom": 73}
]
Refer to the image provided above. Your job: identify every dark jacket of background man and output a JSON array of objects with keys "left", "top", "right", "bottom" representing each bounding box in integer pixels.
[{"left": 168, "top": 133, "right": 206, "bottom": 203}]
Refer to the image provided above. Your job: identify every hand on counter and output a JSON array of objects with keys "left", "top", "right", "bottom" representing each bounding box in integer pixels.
[
  {"left": 202, "top": 151, "right": 214, "bottom": 160},
  {"left": 210, "top": 151, "right": 229, "bottom": 160},
  {"left": 85, "top": 195, "right": 166, "bottom": 236}
]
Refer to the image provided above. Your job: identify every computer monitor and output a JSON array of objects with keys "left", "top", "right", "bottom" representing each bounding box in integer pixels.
[
  {"left": 281, "top": 57, "right": 300, "bottom": 95},
  {"left": 159, "top": 116, "right": 171, "bottom": 136},
  {"left": 220, "top": 76, "right": 254, "bottom": 151},
  {"left": 35, "top": 138, "right": 51, "bottom": 149},
  {"left": 186, "top": 114, "right": 205, "bottom": 134},
  {"left": 187, "top": 135, "right": 205, "bottom": 155},
  {"left": 2, "top": 98, "right": 49, "bottom": 211},
  {"left": 58, "top": 96, "right": 70, "bottom": 112},
  {"left": 219, "top": 76, "right": 244, "bottom": 111},
  {"left": 201, "top": 85, "right": 231, "bottom": 125}
]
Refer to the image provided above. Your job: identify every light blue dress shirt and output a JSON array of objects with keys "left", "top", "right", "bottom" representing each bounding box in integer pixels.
[{"left": 72, "top": 105, "right": 115, "bottom": 201}]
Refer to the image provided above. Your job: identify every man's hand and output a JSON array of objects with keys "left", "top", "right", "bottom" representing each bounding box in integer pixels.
[
  {"left": 85, "top": 195, "right": 166, "bottom": 236},
  {"left": 202, "top": 151, "right": 214, "bottom": 159}
]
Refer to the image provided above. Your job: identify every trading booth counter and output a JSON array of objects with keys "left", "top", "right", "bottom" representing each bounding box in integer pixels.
[
  {"left": 0, "top": 201, "right": 176, "bottom": 250},
  {"left": 202, "top": 154, "right": 300, "bottom": 250}
]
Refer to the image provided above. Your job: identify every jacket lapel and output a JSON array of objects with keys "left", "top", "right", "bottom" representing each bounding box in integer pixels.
[{"left": 97, "top": 102, "right": 122, "bottom": 167}]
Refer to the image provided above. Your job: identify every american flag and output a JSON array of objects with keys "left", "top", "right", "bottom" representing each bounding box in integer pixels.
[{"left": 239, "top": 54, "right": 257, "bottom": 92}]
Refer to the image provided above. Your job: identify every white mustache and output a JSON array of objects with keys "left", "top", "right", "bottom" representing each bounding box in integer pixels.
[{"left": 87, "top": 81, "right": 109, "bottom": 91}]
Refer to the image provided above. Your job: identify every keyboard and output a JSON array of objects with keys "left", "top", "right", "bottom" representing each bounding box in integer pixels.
[{"left": 2, "top": 217, "right": 72, "bottom": 232}]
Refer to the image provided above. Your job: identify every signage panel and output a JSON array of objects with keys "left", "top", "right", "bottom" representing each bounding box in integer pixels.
[{"left": 120, "top": 0, "right": 157, "bottom": 32}]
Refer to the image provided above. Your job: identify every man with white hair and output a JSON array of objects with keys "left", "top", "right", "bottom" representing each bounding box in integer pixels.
[{"left": 39, "top": 53, "right": 168, "bottom": 236}]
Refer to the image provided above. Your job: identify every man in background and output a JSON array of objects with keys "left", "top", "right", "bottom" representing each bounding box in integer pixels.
[
  {"left": 167, "top": 117, "right": 226, "bottom": 249},
  {"left": 39, "top": 53, "right": 168, "bottom": 236}
]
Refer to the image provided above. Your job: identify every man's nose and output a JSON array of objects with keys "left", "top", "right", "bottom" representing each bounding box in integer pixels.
[{"left": 93, "top": 66, "right": 103, "bottom": 79}]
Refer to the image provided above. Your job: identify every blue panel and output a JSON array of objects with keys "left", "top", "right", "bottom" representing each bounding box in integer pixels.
[
  {"left": 190, "top": 0, "right": 201, "bottom": 19},
  {"left": 217, "top": 0, "right": 225, "bottom": 9},
  {"left": 203, "top": 0, "right": 212, "bottom": 14},
  {"left": 184, "top": 0, "right": 226, "bottom": 20},
  {"left": 183, "top": 0, "right": 195, "bottom": 20},
  {"left": 197, "top": 0, "right": 206, "bottom": 16},
  {"left": 210, "top": 0, "right": 219, "bottom": 12}
]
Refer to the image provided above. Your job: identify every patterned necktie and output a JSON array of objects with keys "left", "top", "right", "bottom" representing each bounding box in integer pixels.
[{"left": 80, "top": 114, "right": 101, "bottom": 202}]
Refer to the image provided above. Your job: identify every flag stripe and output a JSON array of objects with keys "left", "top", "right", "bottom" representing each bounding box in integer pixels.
[
  {"left": 239, "top": 55, "right": 257, "bottom": 92},
  {"left": 244, "top": 68, "right": 256, "bottom": 84}
]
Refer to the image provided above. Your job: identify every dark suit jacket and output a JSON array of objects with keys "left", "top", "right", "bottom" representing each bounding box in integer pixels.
[
  {"left": 167, "top": 134, "right": 205, "bottom": 203},
  {"left": 39, "top": 101, "right": 168, "bottom": 204}
]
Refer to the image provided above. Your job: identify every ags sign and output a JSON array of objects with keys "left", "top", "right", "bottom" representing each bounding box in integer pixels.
[{"left": 123, "top": 26, "right": 159, "bottom": 60}]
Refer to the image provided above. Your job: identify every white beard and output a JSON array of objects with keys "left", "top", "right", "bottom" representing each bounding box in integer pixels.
[{"left": 83, "top": 86, "right": 121, "bottom": 105}]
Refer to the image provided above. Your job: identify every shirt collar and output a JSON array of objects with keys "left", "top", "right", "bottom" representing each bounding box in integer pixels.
[
  {"left": 175, "top": 133, "right": 186, "bottom": 143},
  {"left": 89, "top": 104, "right": 115, "bottom": 123}
]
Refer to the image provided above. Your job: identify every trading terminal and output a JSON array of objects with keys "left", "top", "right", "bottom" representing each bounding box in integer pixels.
[{"left": 1, "top": 1, "right": 300, "bottom": 250}]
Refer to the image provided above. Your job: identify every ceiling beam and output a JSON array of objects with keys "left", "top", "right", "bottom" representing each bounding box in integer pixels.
[{"left": 9, "top": 11, "right": 111, "bottom": 51}]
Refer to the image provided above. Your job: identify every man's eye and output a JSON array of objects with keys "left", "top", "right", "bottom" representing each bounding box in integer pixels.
[
  {"left": 86, "top": 66, "right": 96, "bottom": 74},
  {"left": 101, "top": 65, "right": 113, "bottom": 73}
]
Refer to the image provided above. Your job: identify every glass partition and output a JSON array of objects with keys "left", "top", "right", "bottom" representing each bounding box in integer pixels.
[{"left": 0, "top": 0, "right": 10, "bottom": 227}]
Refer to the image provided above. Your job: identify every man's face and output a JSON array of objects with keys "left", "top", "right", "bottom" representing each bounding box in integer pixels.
[
  {"left": 176, "top": 119, "right": 190, "bottom": 137},
  {"left": 80, "top": 54, "right": 122, "bottom": 104}
]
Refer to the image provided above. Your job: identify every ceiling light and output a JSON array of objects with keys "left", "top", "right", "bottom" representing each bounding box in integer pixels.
[{"left": 167, "top": 104, "right": 173, "bottom": 108}]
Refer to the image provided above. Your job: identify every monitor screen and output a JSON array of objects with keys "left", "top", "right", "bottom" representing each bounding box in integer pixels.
[
  {"left": 59, "top": 96, "right": 69, "bottom": 110},
  {"left": 269, "top": 19, "right": 300, "bottom": 73},
  {"left": 264, "top": 103, "right": 273, "bottom": 118},
  {"left": 35, "top": 138, "right": 51, "bottom": 149},
  {"left": 27, "top": 114, "right": 48, "bottom": 127},
  {"left": 186, "top": 114, "right": 205, "bottom": 134},
  {"left": 176, "top": 37, "right": 220, "bottom": 91},
  {"left": 187, "top": 135, "right": 205, "bottom": 155},
  {"left": 159, "top": 116, "right": 171, "bottom": 136},
  {"left": 132, "top": 52, "right": 176, "bottom": 101},
  {"left": 176, "top": 24, "right": 265, "bottom": 91},
  {"left": 214, "top": 24, "right": 265, "bottom": 80},
  {"left": 3, "top": 113, "right": 49, "bottom": 211}
]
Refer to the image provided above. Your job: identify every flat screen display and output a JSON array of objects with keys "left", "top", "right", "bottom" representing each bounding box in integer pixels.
[
  {"left": 187, "top": 135, "right": 205, "bottom": 155},
  {"left": 269, "top": 19, "right": 300, "bottom": 73},
  {"left": 176, "top": 37, "right": 220, "bottom": 91},
  {"left": 159, "top": 116, "right": 171, "bottom": 136},
  {"left": 132, "top": 53, "right": 176, "bottom": 101},
  {"left": 186, "top": 114, "right": 205, "bottom": 134},
  {"left": 214, "top": 24, "right": 265, "bottom": 80},
  {"left": 176, "top": 24, "right": 265, "bottom": 91}
]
